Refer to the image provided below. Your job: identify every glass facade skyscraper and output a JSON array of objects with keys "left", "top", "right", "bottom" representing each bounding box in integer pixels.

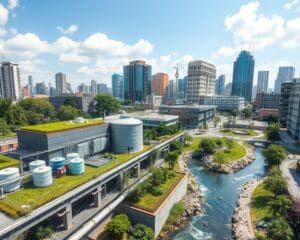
[
  {"left": 178, "top": 77, "right": 187, "bottom": 99},
  {"left": 215, "top": 74, "right": 225, "bottom": 95},
  {"left": 123, "top": 60, "right": 151, "bottom": 102},
  {"left": 257, "top": 71, "right": 269, "bottom": 93},
  {"left": 112, "top": 73, "right": 124, "bottom": 100},
  {"left": 274, "top": 66, "right": 295, "bottom": 93},
  {"left": 231, "top": 51, "right": 255, "bottom": 102}
]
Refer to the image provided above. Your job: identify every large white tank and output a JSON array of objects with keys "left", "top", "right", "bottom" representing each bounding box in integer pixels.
[
  {"left": 69, "top": 158, "right": 85, "bottom": 175},
  {"left": 33, "top": 166, "right": 53, "bottom": 187},
  {"left": 0, "top": 167, "right": 21, "bottom": 193},
  {"left": 66, "top": 153, "right": 80, "bottom": 162},
  {"left": 29, "top": 160, "right": 46, "bottom": 172},
  {"left": 111, "top": 118, "right": 143, "bottom": 153}
]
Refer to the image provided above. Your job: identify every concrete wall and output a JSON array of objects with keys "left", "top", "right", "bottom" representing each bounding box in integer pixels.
[{"left": 118, "top": 173, "right": 188, "bottom": 238}]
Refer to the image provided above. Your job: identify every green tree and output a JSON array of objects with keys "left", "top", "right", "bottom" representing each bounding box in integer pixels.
[
  {"left": 269, "top": 195, "right": 292, "bottom": 217},
  {"left": 0, "top": 99, "right": 12, "bottom": 118},
  {"left": 25, "top": 111, "right": 44, "bottom": 125},
  {"left": 57, "top": 105, "right": 78, "bottom": 121},
  {"left": 241, "top": 108, "right": 252, "bottom": 119},
  {"left": 129, "top": 224, "right": 154, "bottom": 240},
  {"left": 165, "top": 151, "right": 178, "bottom": 170},
  {"left": 34, "top": 225, "right": 54, "bottom": 240},
  {"left": 63, "top": 96, "right": 76, "bottom": 108},
  {"left": 106, "top": 214, "right": 131, "bottom": 236},
  {"left": 265, "top": 175, "right": 288, "bottom": 195},
  {"left": 4, "top": 105, "right": 27, "bottom": 127},
  {"left": 94, "top": 94, "right": 120, "bottom": 117},
  {"left": 263, "top": 144, "right": 286, "bottom": 166},
  {"left": 265, "top": 124, "right": 281, "bottom": 141},
  {"left": 184, "top": 132, "right": 192, "bottom": 145},
  {"left": 170, "top": 140, "right": 182, "bottom": 153},
  {"left": 144, "top": 128, "right": 154, "bottom": 142},
  {"left": 0, "top": 118, "right": 10, "bottom": 136},
  {"left": 214, "top": 151, "right": 225, "bottom": 166},
  {"left": 225, "top": 138, "right": 234, "bottom": 150},
  {"left": 267, "top": 217, "right": 294, "bottom": 240},
  {"left": 268, "top": 166, "right": 281, "bottom": 177},
  {"left": 200, "top": 139, "right": 216, "bottom": 154}
]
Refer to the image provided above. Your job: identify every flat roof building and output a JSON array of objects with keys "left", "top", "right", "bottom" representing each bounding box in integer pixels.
[
  {"left": 287, "top": 78, "right": 300, "bottom": 139},
  {"left": 49, "top": 95, "right": 94, "bottom": 113},
  {"left": 199, "top": 95, "right": 245, "bottom": 111},
  {"left": 159, "top": 105, "right": 216, "bottom": 128},
  {"left": 255, "top": 92, "right": 280, "bottom": 110},
  {"left": 152, "top": 73, "right": 169, "bottom": 96},
  {"left": 279, "top": 81, "right": 293, "bottom": 126}
]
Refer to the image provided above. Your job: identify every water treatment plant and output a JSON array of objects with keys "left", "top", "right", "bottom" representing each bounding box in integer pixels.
[{"left": 0, "top": 116, "right": 185, "bottom": 239}]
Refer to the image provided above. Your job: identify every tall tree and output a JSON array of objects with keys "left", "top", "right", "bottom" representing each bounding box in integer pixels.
[
  {"left": 94, "top": 94, "right": 120, "bottom": 117},
  {"left": 263, "top": 144, "right": 286, "bottom": 166},
  {"left": 63, "top": 96, "right": 76, "bottom": 108},
  {"left": 265, "top": 123, "right": 281, "bottom": 141},
  {"left": 57, "top": 105, "right": 78, "bottom": 121},
  {"left": 267, "top": 217, "right": 294, "bottom": 240},
  {"left": 0, "top": 99, "right": 12, "bottom": 118},
  {"left": 0, "top": 118, "right": 10, "bottom": 135},
  {"left": 269, "top": 195, "right": 292, "bottom": 217},
  {"left": 165, "top": 151, "right": 178, "bottom": 170},
  {"left": 4, "top": 105, "right": 27, "bottom": 127},
  {"left": 265, "top": 175, "right": 288, "bottom": 195}
]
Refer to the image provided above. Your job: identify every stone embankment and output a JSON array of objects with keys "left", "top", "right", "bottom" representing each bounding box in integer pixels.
[
  {"left": 231, "top": 179, "right": 262, "bottom": 240},
  {"left": 203, "top": 144, "right": 255, "bottom": 174},
  {"left": 158, "top": 152, "right": 204, "bottom": 239}
]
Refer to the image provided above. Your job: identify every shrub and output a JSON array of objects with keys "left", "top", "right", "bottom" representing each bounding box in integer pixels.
[
  {"left": 129, "top": 184, "right": 146, "bottom": 202},
  {"left": 265, "top": 175, "right": 288, "bottom": 195},
  {"left": 129, "top": 224, "right": 154, "bottom": 240},
  {"left": 150, "top": 186, "right": 163, "bottom": 196},
  {"left": 106, "top": 214, "right": 131, "bottom": 236},
  {"left": 200, "top": 139, "right": 216, "bottom": 154},
  {"left": 170, "top": 141, "right": 182, "bottom": 153},
  {"left": 166, "top": 202, "right": 185, "bottom": 225},
  {"left": 34, "top": 226, "right": 54, "bottom": 240}
]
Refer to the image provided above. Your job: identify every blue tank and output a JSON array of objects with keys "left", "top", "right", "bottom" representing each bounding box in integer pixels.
[{"left": 50, "top": 157, "right": 65, "bottom": 174}]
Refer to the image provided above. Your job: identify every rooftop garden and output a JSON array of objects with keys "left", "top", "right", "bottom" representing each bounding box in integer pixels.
[
  {"left": 219, "top": 128, "right": 259, "bottom": 137},
  {"left": 0, "top": 145, "right": 151, "bottom": 218},
  {"left": 127, "top": 168, "right": 185, "bottom": 213},
  {"left": 20, "top": 119, "right": 105, "bottom": 133},
  {"left": 0, "top": 155, "right": 19, "bottom": 170}
]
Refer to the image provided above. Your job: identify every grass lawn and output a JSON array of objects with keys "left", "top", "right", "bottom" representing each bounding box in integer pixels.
[
  {"left": 0, "top": 155, "right": 19, "bottom": 170},
  {"left": 250, "top": 182, "right": 273, "bottom": 237},
  {"left": 0, "top": 145, "right": 151, "bottom": 218},
  {"left": 130, "top": 172, "right": 185, "bottom": 213},
  {"left": 220, "top": 129, "right": 259, "bottom": 137},
  {"left": 21, "top": 119, "right": 104, "bottom": 133},
  {"left": 156, "top": 130, "right": 184, "bottom": 143},
  {"left": 183, "top": 137, "right": 201, "bottom": 152}
]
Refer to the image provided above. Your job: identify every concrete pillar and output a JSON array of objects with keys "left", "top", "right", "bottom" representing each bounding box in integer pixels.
[
  {"left": 62, "top": 204, "right": 72, "bottom": 230},
  {"left": 137, "top": 162, "right": 141, "bottom": 177},
  {"left": 93, "top": 185, "right": 102, "bottom": 208},
  {"left": 117, "top": 172, "right": 124, "bottom": 190}
]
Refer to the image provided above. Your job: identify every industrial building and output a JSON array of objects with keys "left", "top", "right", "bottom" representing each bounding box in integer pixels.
[
  {"left": 159, "top": 105, "right": 216, "bottom": 128},
  {"left": 199, "top": 95, "right": 245, "bottom": 111}
]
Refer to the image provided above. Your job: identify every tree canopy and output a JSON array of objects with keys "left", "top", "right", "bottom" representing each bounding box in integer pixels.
[
  {"left": 129, "top": 224, "right": 154, "bottom": 240},
  {"left": 106, "top": 214, "right": 131, "bottom": 236},
  {"left": 263, "top": 144, "right": 286, "bottom": 166},
  {"left": 94, "top": 94, "right": 120, "bottom": 117},
  {"left": 199, "top": 139, "right": 216, "bottom": 154},
  {"left": 265, "top": 123, "right": 281, "bottom": 141},
  {"left": 57, "top": 105, "right": 78, "bottom": 121},
  {"left": 267, "top": 217, "right": 294, "bottom": 240}
]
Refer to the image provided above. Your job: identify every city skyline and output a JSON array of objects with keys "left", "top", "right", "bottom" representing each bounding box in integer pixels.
[{"left": 0, "top": 0, "right": 299, "bottom": 88}]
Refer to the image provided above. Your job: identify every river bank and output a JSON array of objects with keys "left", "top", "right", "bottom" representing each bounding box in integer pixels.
[
  {"left": 158, "top": 151, "right": 204, "bottom": 239},
  {"left": 203, "top": 142, "right": 256, "bottom": 174}
]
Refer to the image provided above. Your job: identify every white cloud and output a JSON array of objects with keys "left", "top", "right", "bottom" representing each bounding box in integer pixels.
[
  {"left": 57, "top": 24, "right": 78, "bottom": 35},
  {"left": 282, "top": 17, "right": 300, "bottom": 48},
  {"left": 212, "top": 46, "right": 239, "bottom": 59},
  {"left": 8, "top": 0, "right": 18, "bottom": 10},
  {"left": 283, "top": 0, "right": 299, "bottom": 9},
  {"left": 0, "top": 4, "right": 9, "bottom": 26},
  {"left": 10, "top": 28, "right": 17, "bottom": 35}
]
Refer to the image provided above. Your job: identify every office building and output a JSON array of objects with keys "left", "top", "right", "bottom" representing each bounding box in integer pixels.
[
  {"left": 215, "top": 74, "right": 225, "bottom": 95},
  {"left": 287, "top": 78, "right": 300, "bottom": 139},
  {"left": 274, "top": 66, "right": 295, "bottom": 93},
  {"left": 258, "top": 109, "right": 279, "bottom": 120},
  {"left": 255, "top": 92, "right": 280, "bottom": 110},
  {"left": 0, "top": 62, "right": 21, "bottom": 101},
  {"left": 257, "top": 71, "right": 269, "bottom": 93},
  {"left": 36, "top": 82, "right": 48, "bottom": 95},
  {"left": 22, "top": 85, "right": 30, "bottom": 98},
  {"left": 123, "top": 60, "right": 152, "bottom": 102},
  {"left": 178, "top": 77, "right": 187, "bottom": 99},
  {"left": 224, "top": 82, "right": 232, "bottom": 96},
  {"left": 279, "top": 81, "right": 293, "bottom": 126},
  {"left": 28, "top": 75, "right": 33, "bottom": 96},
  {"left": 78, "top": 83, "right": 89, "bottom": 94},
  {"left": 231, "top": 51, "right": 255, "bottom": 102},
  {"left": 152, "top": 72, "right": 169, "bottom": 96},
  {"left": 167, "top": 79, "right": 176, "bottom": 100},
  {"left": 55, "top": 72, "right": 67, "bottom": 96},
  {"left": 252, "top": 85, "right": 257, "bottom": 102},
  {"left": 90, "top": 80, "right": 97, "bottom": 95},
  {"left": 199, "top": 95, "right": 245, "bottom": 111},
  {"left": 159, "top": 105, "right": 216, "bottom": 128},
  {"left": 97, "top": 83, "right": 109, "bottom": 94},
  {"left": 145, "top": 94, "right": 162, "bottom": 110},
  {"left": 187, "top": 60, "right": 216, "bottom": 104},
  {"left": 49, "top": 87, "right": 57, "bottom": 97},
  {"left": 112, "top": 73, "right": 124, "bottom": 100}
]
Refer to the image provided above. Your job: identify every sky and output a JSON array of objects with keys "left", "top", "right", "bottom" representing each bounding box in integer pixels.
[{"left": 0, "top": 0, "right": 300, "bottom": 90}]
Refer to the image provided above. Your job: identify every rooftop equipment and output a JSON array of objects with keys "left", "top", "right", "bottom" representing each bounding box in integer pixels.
[
  {"left": 29, "top": 160, "right": 46, "bottom": 172},
  {"left": 0, "top": 167, "right": 21, "bottom": 193},
  {"left": 32, "top": 166, "right": 53, "bottom": 187},
  {"left": 50, "top": 157, "right": 66, "bottom": 174},
  {"left": 69, "top": 158, "right": 85, "bottom": 175}
]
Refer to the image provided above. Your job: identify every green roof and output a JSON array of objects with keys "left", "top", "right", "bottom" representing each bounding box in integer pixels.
[
  {"left": 21, "top": 119, "right": 105, "bottom": 133},
  {"left": 0, "top": 155, "right": 19, "bottom": 170}
]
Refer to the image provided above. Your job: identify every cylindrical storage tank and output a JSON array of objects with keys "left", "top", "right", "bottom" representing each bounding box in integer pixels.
[
  {"left": 111, "top": 118, "right": 143, "bottom": 153},
  {"left": 29, "top": 160, "right": 46, "bottom": 172},
  {"left": 66, "top": 153, "right": 80, "bottom": 162},
  {"left": 33, "top": 166, "right": 53, "bottom": 187},
  {"left": 50, "top": 157, "right": 65, "bottom": 174},
  {"left": 0, "top": 167, "right": 21, "bottom": 193},
  {"left": 69, "top": 158, "right": 85, "bottom": 175},
  {"left": 74, "top": 117, "right": 84, "bottom": 123}
]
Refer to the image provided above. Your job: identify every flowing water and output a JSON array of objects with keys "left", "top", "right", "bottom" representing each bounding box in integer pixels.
[{"left": 169, "top": 147, "right": 266, "bottom": 240}]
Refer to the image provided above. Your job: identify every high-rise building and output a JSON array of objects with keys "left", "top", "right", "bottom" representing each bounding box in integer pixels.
[
  {"left": 223, "top": 82, "right": 232, "bottom": 96},
  {"left": 255, "top": 92, "right": 280, "bottom": 110},
  {"left": 152, "top": 72, "right": 169, "bottom": 96},
  {"left": 279, "top": 81, "right": 293, "bottom": 126},
  {"left": 167, "top": 80, "right": 176, "bottom": 100},
  {"left": 187, "top": 60, "right": 216, "bottom": 104},
  {"left": 49, "top": 87, "right": 57, "bottom": 97},
  {"left": 28, "top": 75, "right": 33, "bottom": 96},
  {"left": 55, "top": 72, "right": 67, "bottom": 96},
  {"left": 178, "top": 77, "right": 187, "bottom": 99},
  {"left": 257, "top": 71, "right": 269, "bottom": 93},
  {"left": 252, "top": 85, "right": 257, "bottom": 102},
  {"left": 215, "top": 74, "right": 225, "bottom": 95},
  {"left": 112, "top": 73, "right": 124, "bottom": 100},
  {"left": 287, "top": 78, "right": 300, "bottom": 139},
  {"left": 78, "top": 83, "right": 89, "bottom": 94},
  {"left": 0, "top": 62, "right": 21, "bottom": 101},
  {"left": 36, "top": 82, "right": 48, "bottom": 95},
  {"left": 231, "top": 51, "right": 255, "bottom": 102},
  {"left": 274, "top": 66, "right": 295, "bottom": 93},
  {"left": 97, "top": 83, "right": 109, "bottom": 94},
  {"left": 90, "top": 80, "right": 97, "bottom": 95},
  {"left": 123, "top": 60, "right": 152, "bottom": 103}
]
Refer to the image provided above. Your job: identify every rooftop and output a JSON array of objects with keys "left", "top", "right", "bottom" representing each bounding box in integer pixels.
[
  {"left": 159, "top": 104, "right": 217, "bottom": 110},
  {"left": 123, "top": 112, "right": 179, "bottom": 122},
  {"left": 0, "top": 155, "right": 19, "bottom": 170},
  {"left": 20, "top": 119, "right": 105, "bottom": 133}
]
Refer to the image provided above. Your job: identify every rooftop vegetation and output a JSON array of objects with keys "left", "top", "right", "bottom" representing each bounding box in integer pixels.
[
  {"left": 219, "top": 129, "right": 259, "bottom": 137},
  {"left": 0, "top": 155, "right": 19, "bottom": 170},
  {"left": 21, "top": 119, "right": 105, "bottom": 133},
  {"left": 0, "top": 145, "right": 151, "bottom": 218}
]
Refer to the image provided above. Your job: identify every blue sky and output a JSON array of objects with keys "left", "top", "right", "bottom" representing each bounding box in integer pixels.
[{"left": 0, "top": 0, "right": 300, "bottom": 89}]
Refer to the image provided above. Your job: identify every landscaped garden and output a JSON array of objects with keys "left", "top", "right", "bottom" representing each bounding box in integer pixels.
[
  {"left": 0, "top": 145, "right": 152, "bottom": 218},
  {"left": 220, "top": 128, "right": 259, "bottom": 137}
]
